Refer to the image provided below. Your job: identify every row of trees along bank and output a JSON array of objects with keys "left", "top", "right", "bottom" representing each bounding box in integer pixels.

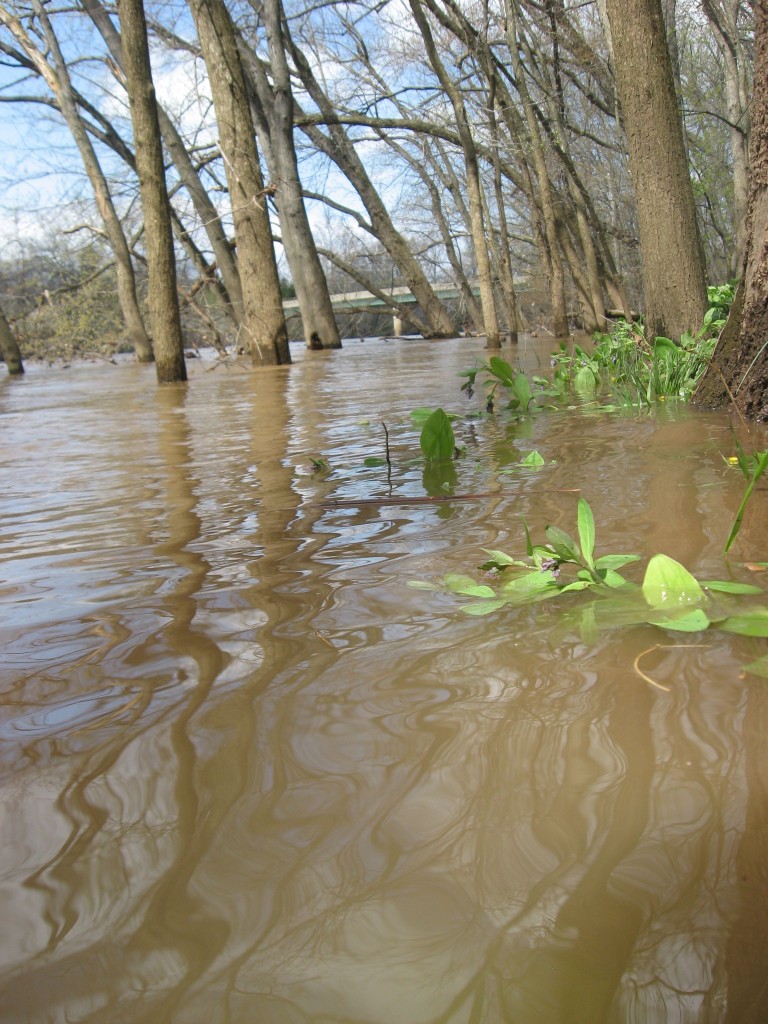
[{"left": 0, "top": 0, "right": 764, "bottom": 418}]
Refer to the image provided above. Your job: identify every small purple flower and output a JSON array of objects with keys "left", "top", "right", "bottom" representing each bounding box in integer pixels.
[{"left": 540, "top": 557, "right": 561, "bottom": 578}]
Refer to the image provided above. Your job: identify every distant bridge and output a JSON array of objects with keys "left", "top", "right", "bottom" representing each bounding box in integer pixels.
[{"left": 282, "top": 283, "right": 476, "bottom": 336}]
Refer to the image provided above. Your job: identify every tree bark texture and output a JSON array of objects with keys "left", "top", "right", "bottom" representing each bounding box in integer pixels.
[
  {"left": 245, "top": 0, "right": 341, "bottom": 350},
  {"left": 0, "top": 305, "right": 24, "bottom": 374},
  {"left": 118, "top": 0, "right": 187, "bottom": 383},
  {"left": 604, "top": 0, "right": 708, "bottom": 342},
  {"left": 695, "top": 2, "right": 768, "bottom": 420},
  {"left": 702, "top": 0, "right": 752, "bottom": 276},
  {"left": 189, "top": 0, "right": 290, "bottom": 366}
]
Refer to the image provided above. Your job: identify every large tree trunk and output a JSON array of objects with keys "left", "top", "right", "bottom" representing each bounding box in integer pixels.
[
  {"left": 2, "top": 1, "right": 154, "bottom": 362},
  {"left": 0, "top": 304, "right": 24, "bottom": 375},
  {"left": 189, "top": 0, "right": 290, "bottom": 366},
  {"left": 603, "top": 0, "right": 708, "bottom": 342},
  {"left": 410, "top": 0, "right": 500, "bottom": 348},
  {"left": 243, "top": 0, "right": 341, "bottom": 351},
  {"left": 119, "top": 0, "right": 187, "bottom": 384},
  {"left": 83, "top": 0, "right": 245, "bottom": 329},
  {"left": 701, "top": 0, "right": 752, "bottom": 276},
  {"left": 695, "top": 3, "right": 768, "bottom": 421}
]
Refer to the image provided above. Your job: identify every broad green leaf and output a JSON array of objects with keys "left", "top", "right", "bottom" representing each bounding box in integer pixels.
[
  {"left": 595, "top": 553, "right": 641, "bottom": 570},
  {"left": 462, "top": 598, "right": 508, "bottom": 616},
  {"left": 646, "top": 608, "right": 711, "bottom": 632},
  {"left": 559, "top": 580, "right": 593, "bottom": 593},
  {"left": 642, "top": 554, "right": 705, "bottom": 609},
  {"left": 700, "top": 580, "right": 764, "bottom": 595},
  {"left": 545, "top": 525, "right": 581, "bottom": 563},
  {"left": 501, "top": 570, "right": 560, "bottom": 601},
  {"left": 443, "top": 573, "right": 495, "bottom": 597},
  {"left": 598, "top": 568, "right": 630, "bottom": 589},
  {"left": 420, "top": 407, "right": 455, "bottom": 460},
  {"left": 577, "top": 498, "right": 595, "bottom": 568},
  {"left": 411, "top": 406, "right": 436, "bottom": 425},
  {"left": 521, "top": 450, "right": 545, "bottom": 466},
  {"left": 459, "top": 584, "right": 498, "bottom": 598},
  {"left": 514, "top": 373, "right": 533, "bottom": 410},
  {"left": 574, "top": 365, "right": 596, "bottom": 395},
  {"left": 720, "top": 612, "right": 768, "bottom": 637},
  {"left": 481, "top": 549, "right": 519, "bottom": 567},
  {"left": 742, "top": 655, "right": 768, "bottom": 679},
  {"left": 411, "top": 407, "right": 460, "bottom": 426},
  {"left": 363, "top": 457, "right": 387, "bottom": 467},
  {"left": 489, "top": 356, "right": 514, "bottom": 384}
]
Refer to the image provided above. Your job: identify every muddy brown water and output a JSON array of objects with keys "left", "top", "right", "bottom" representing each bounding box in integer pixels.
[{"left": 1, "top": 336, "right": 768, "bottom": 1023}]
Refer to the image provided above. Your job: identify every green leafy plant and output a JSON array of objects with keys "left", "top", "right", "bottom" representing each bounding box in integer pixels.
[
  {"left": 459, "top": 356, "right": 539, "bottom": 413},
  {"left": 409, "top": 499, "right": 768, "bottom": 676},
  {"left": 586, "top": 327, "right": 716, "bottom": 406},
  {"left": 724, "top": 434, "right": 768, "bottom": 555},
  {"left": 419, "top": 407, "right": 456, "bottom": 460},
  {"left": 704, "top": 281, "right": 736, "bottom": 331}
]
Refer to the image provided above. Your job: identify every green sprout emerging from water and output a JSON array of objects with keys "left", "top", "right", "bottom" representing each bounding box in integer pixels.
[{"left": 724, "top": 434, "right": 768, "bottom": 555}]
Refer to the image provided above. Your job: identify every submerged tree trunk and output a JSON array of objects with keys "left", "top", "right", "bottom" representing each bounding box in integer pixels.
[
  {"left": 0, "top": 305, "right": 24, "bottom": 375},
  {"left": 244, "top": 0, "right": 341, "bottom": 350},
  {"left": 119, "top": 0, "right": 186, "bottom": 384},
  {"left": 695, "top": 3, "right": 768, "bottom": 420},
  {"left": 189, "top": 0, "right": 289, "bottom": 366},
  {"left": 603, "top": 0, "right": 707, "bottom": 341}
]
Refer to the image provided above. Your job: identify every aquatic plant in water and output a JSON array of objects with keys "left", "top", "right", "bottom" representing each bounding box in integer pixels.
[
  {"left": 459, "top": 356, "right": 542, "bottom": 413},
  {"left": 409, "top": 498, "right": 768, "bottom": 678},
  {"left": 723, "top": 433, "right": 768, "bottom": 556}
]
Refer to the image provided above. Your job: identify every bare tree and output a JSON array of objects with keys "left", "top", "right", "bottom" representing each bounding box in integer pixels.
[
  {"left": 243, "top": 0, "right": 341, "bottom": 350},
  {"left": 82, "top": 0, "right": 245, "bottom": 329},
  {"left": 0, "top": 0, "right": 154, "bottom": 362},
  {"left": 284, "top": 27, "right": 457, "bottom": 339},
  {"left": 119, "top": 0, "right": 186, "bottom": 383},
  {"left": 409, "top": 0, "right": 501, "bottom": 347},
  {"left": 188, "top": 0, "right": 290, "bottom": 365}
]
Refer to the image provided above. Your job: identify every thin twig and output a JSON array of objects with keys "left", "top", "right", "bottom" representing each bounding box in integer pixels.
[{"left": 633, "top": 643, "right": 710, "bottom": 692}]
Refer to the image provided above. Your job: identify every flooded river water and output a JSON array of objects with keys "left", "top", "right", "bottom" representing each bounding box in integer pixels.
[{"left": 2, "top": 336, "right": 768, "bottom": 1023}]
